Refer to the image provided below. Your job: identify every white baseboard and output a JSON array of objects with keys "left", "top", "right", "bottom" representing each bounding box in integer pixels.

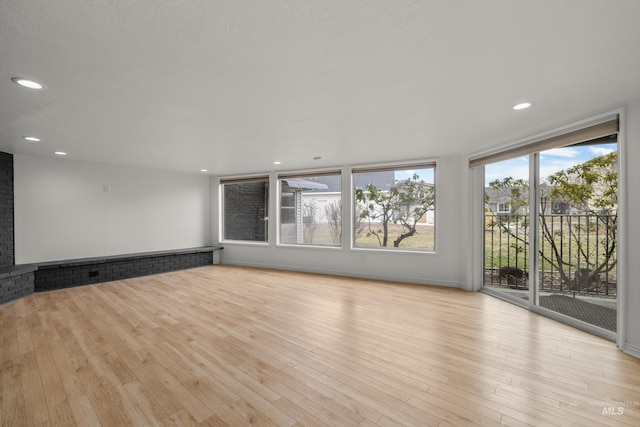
[
  {"left": 220, "top": 260, "right": 466, "bottom": 289},
  {"left": 622, "top": 342, "right": 640, "bottom": 359}
]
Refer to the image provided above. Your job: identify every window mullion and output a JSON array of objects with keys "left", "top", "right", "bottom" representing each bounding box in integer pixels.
[{"left": 529, "top": 153, "right": 540, "bottom": 306}]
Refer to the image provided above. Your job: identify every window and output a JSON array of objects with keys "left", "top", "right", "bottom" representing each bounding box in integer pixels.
[
  {"left": 221, "top": 177, "right": 269, "bottom": 242},
  {"left": 353, "top": 163, "right": 435, "bottom": 250},
  {"left": 497, "top": 203, "right": 511, "bottom": 213},
  {"left": 278, "top": 171, "right": 341, "bottom": 246}
]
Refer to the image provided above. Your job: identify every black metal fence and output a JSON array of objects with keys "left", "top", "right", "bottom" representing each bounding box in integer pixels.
[{"left": 484, "top": 213, "right": 617, "bottom": 297}]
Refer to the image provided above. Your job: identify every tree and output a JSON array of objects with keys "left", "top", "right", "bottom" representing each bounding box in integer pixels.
[
  {"left": 355, "top": 174, "right": 435, "bottom": 248},
  {"left": 488, "top": 152, "right": 617, "bottom": 291},
  {"left": 302, "top": 200, "right": 318, "bottom": 243},
  {"left": 485, "top": 176, "right": 529, "bottom": 214},
  {"left": 324, "top": 200, "right": 342, "bottom": 245},
  {"left": 547, "top": 152, "right": 617, "bottom": 214},
  {"left": 323, "top": 200, "right": 365, "bottom": 245},
  {"left": 547, "top": 152, "right": 617, "bottom": 289}
]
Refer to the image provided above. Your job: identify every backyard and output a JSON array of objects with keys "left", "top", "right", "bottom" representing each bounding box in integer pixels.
[
  {"left": 484, "top": 213, "right": 617, "bottom": 298},
  {"left": 299, "top": 222, "right": 436, "bottom": 250}
]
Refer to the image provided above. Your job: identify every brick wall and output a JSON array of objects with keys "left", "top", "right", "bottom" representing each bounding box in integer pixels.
[
  {"left": 0, "top": 152, "right": 14, "bottom": 267},
  {"left": 223, "top": 182, "right": 268, "bottom": 241},
  {"left": 0, "top": 152, "right": 23, "bottom": 305},
  {"left": 0, "top": 270, "right": 35, "bottom": 305},
  {"left": 34, "top": 248, "right": 218, "bottom": 292}
]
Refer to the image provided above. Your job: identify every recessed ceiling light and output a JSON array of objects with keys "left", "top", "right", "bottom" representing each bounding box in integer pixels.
[
  {"left": 22, "top": 136, "right": 41, "bottom": 142},
  {"left": 200, "top": 169, "right": 208, "bottom": 172},
  {"left": 273, "top": 161, "right": 281, "bottom": 165},
  {"left": 513, "top": 102, "right": 532, "bottom": 110},
  {"left": 53, "top": 151, "right": 67, "bottom": 156},
  {"left": 11, "top": 77, "right": 46, "bottom": 90}
]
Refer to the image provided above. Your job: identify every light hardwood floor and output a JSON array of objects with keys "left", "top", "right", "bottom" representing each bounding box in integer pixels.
[{"left": 2, "top": 265, "right": 639, "bottom": 426}]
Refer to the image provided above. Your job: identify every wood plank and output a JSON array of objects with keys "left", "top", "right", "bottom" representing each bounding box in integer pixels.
[
  {"left": 2, "top": 358, "right": 27, "bottom": 426},
  {"left": 68, "top": 395, "right": 101, "bottom": 427},
  {"left": 21, "top": 361, "right": 50, "bottom": 425},
  {"left": 1, "top": 265, "right": 639, "bottom": 426}
]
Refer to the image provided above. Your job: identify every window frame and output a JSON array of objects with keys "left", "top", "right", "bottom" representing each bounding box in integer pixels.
[
  {"left": 351, "top": 161, "right": 437, "bottom": 253},
  {"left": 276, "top": 170, "right": 343, "bottom": 248},
  {"left": 220, "top": 175, "right": 270, "bottom": 243}
]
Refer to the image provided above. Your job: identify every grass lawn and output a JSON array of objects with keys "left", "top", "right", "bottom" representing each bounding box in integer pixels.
[
  {"left": 302, "top": 223, "right": 435, "bottom": 250},
  {"left": 484, "top": 214, "right": 617, "bottom": 274}
]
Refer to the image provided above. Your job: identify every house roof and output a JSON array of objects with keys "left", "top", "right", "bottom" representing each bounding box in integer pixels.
[
  {"left": 353, "top": 171, "right": 396, "bottom": 191},
  {"left": 300, "top": 175, "right": 342, "bottom": 193},
  {"left": 297, "top": 171, "right": 397, "bottom": 193},
  {"left": 282, "top": 178, "right": 329, "bottom": 191}
]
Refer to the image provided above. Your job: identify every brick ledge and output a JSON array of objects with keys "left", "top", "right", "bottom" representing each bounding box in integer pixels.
[{"left": 32, "top": 246, "right": 223, "bottom": 268}]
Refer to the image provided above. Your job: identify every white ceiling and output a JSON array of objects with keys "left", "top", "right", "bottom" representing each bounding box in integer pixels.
[{"left": 2, "top": 0, "right": 640, "bottom": 176}]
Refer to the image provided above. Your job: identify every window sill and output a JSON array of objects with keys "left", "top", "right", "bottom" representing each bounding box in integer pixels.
[{"left": 351, "top": 246, "right": 437, "bottom": 255}]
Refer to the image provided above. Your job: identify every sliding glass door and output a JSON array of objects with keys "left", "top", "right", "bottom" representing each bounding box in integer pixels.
[
  {"left": 479, "top": 120, "right": 619, "bottom": 335},
  {"left": 483, "top": 155, "right": 530, "bottom": 303},
  {"left": 536, "top": 141, "right": 618, "bottom": 332}
]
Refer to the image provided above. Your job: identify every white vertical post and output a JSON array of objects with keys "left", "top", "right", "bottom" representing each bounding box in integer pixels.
[{"left": 529, "top": 153, "right": 540, "bottom": 306}]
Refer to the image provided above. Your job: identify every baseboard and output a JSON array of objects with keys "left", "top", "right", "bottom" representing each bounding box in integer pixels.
[
  {"left": 622, "top": 343, "right": 640, "bottom": 359},
  {"left": 221, "top": 260, "right": 466, "bottom": 289}
]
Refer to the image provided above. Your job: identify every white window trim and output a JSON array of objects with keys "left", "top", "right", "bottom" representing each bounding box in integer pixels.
[{"left": 351, "top": 160, "right": 437, "bottom": 253}]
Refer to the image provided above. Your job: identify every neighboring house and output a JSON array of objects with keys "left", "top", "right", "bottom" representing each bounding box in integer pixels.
[
  {"left": 540, "top": 183, "right": 573, "bottom": 215},
  {"left": 392, "top": 181, "right": 435, "bottom": 225},
  {"left": 299, "top": 171, "right": 435, "bottom": 226},
  {"left": 484, "top": 183, "right": 572, "bottom": 216},
  {"left": 484, "top": 186, "right": 526, "bottom": 215},
  {"left": 297, "top": 173, "right": 397, "bottom": 225},
  {"left": 298, "top": 175, "right": 343, "bottom": 224},
  {"left": 281, "top": 178, "right": 329, "bottom": 244}
]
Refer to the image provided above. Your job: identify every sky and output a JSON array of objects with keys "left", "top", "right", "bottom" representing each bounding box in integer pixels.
[
  {"left": 394, "top": 168, "right": 434, "bottom": 183},
  {"left": 484, "top": 143, "right": 616, "bottom": 186},
  {"left": 365, "top": 143, "right": 615, "bottom": 186}
]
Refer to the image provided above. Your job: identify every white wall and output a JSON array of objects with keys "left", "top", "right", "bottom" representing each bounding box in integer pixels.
[
  {"left": 211, "top": 156, "right": 469, "bottom": 289},
  {"left": 622, "top": 99, "right": 640, "bottom": 357},
  {"left": 14, "top": 155, "right": 210, "bottom": 263}
]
